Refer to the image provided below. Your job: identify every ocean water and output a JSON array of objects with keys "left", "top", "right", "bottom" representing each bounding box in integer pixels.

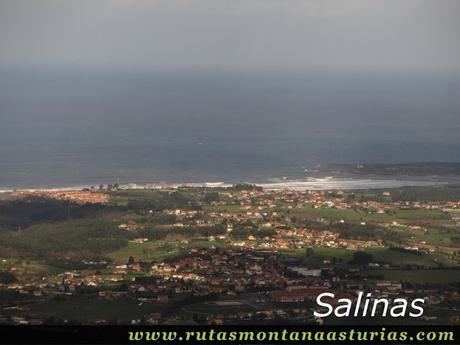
[{"left": 1, "top": 68, "right": 460, "bottom": 189}]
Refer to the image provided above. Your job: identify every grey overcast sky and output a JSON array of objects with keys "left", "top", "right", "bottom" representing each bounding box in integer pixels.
[{"left": 0, "top": 0, "right": 460, "bottom": 75}]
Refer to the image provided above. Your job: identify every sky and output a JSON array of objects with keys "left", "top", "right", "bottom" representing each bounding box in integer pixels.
[{"left": 1, "top": 0, "right": 460, "bottom": 75}]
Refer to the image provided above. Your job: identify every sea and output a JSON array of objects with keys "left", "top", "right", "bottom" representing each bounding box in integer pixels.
[{"left": 1, "top": 67, "right": 460, "bottom": 190}]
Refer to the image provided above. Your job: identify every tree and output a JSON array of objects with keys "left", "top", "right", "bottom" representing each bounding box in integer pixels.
[
  {"left": 203, "top": 192, "right": 219, "bottom": 203},
  {"left": 305, "top": 247, "right": 315, "bottom": 258},
  {"left": 352, "top": 251, "right": 373, "bottom": 265},
  {"left": 0, "top": 272, "right": 17, "bottom": 284}
]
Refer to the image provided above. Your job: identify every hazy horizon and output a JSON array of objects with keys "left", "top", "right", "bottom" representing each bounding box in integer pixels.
[
  {"left": 1, "top": 0, "right": 460, "bottom": 75},
  {"left": 1, "top": 1, "right": 460, "bottom": 187}
]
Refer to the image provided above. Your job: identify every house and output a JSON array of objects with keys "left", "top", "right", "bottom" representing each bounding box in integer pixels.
[{"left": 157, "top": 295, "right": 169, "bottom": 303}]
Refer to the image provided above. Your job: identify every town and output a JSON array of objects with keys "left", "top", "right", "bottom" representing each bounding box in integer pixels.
[{"left": 0, "top": 184, "right": 459, "bottom": 325}]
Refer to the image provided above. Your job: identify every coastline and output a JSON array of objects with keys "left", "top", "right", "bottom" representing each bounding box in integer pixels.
[{"left": 0, "top": 175, "right": 452, "bottom": 193}]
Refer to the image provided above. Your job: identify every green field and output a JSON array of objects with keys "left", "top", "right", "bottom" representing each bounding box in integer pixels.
[
  {"left": 359, "top": 269, "right": 460, "bottom": 284},
  {"left": 291, "top": 206, "right": 452, "bottom": 226},
  {"left": 0, "top": 259, "right": 63, "bottom": 282},
  {"left": 202, "top": 205, "right": 246, "bottom": 214},
  {"left": 182, "top": 293, "right": 258, "bottom": 316},
  {"left": 366, "top": 247, "right": 453, "bottom": 267},
  {"left": 107, "top": 239, "right": 230, "bottom": 264},
  {"left": 283, "top": 246, "right": 457, "bottom": 267},
  {"left": 26, "top": 295, "right": 168, "bottom": 322}
]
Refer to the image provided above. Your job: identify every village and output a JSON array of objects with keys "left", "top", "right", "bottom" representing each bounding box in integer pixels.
[{"left": 0, "top": 185, "right": 459, "bottom": 325}]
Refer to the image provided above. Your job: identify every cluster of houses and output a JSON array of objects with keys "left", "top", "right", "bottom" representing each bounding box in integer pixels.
[
  {"left": 1, "top": 187, "right": 460, "bottom": 325},
  {"left": 7, "top": 190, "right": 109, "bottom": 204}
]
